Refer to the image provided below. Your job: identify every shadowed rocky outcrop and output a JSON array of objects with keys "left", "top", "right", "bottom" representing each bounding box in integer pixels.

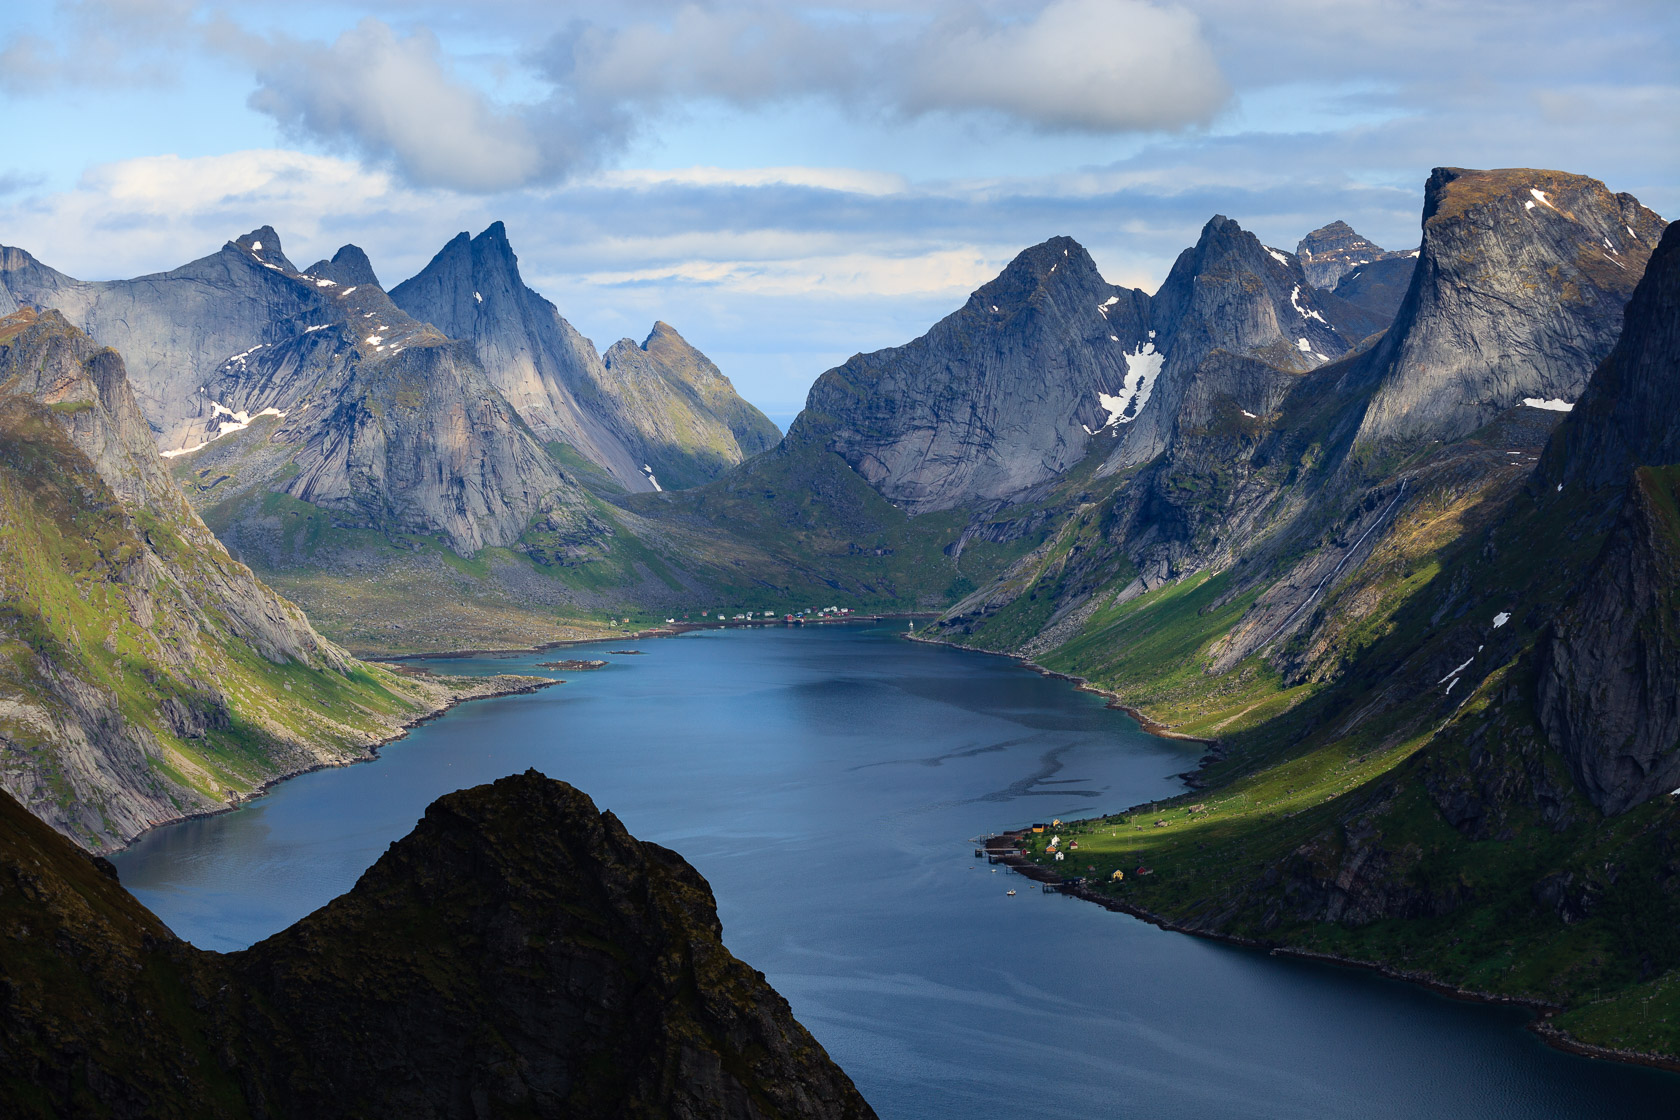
[
  {"left": 1536, "top": 222, "right": 1680, "bottom": 814},
  {"left": 0, "top": 771, "right": 876, "bottom": 1119},
  {"left": 1107, "top": 215, "right": 1352, "bottom": 470}
]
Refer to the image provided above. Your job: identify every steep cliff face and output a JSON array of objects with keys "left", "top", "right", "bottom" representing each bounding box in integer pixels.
[
  {"left": 0, "top": 310, "right": 469, "bottom": 849},
  {"left": 1327, "top": 255, "right": 1417, "bottom": 334},
  {"left": 1356, "top": 167, "right": 1665, "bottom": 447},
  {"left": 1534, "top": 222, "right": 1680, "bottom": 815},
  {"left": 0, "top": 772, "right": 876, "bottom": 1119},
  {"left": 389, "top": 222, "right": 651, "bottom": 490},
  {"left": 0, "top": 228, "right": 339, "bottom": 451},
  {"left": 597, "top": 322, "right": 781, "bottom": 489},
  {"left": 793, "top": 236, "right": 1151, "bottom": 514}
]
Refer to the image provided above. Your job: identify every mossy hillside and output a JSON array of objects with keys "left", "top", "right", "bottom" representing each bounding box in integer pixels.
[
  {"left": 1018, "top": 448, "right": 1680, "bottom": 1058},
  {"left": 0, "top": 393, "right": 436, "bottom": 844}
]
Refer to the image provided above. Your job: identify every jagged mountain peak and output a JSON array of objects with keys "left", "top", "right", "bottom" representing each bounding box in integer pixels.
[
  {"left": 1295, "top": 220, "right": 1401, "bottom": 289},
  {"left": 389, "top": 222, "right": 653, "bottom": 490},
  {"left": 965, "top": 236, "right": 1113, "bottom": 317},
  {"left": 230, "top": 225, "right": 296, "bottom": 272},
  {"left": 304, "top": 244, "right": 380, "bottom": 289}
]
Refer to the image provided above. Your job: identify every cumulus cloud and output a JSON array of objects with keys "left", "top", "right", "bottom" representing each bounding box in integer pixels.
[
  {"left": 238, "top": 20, "right": 587, "bottom": 193},
  {"left": 553, "top": 0, "right": 1229, "bottom": 131},
  {"left": 223, "top": 1, "right": 1228, "bottom": 191},
  {"left": 902, "top": 0, "right": 1228, "bottom": 130}
]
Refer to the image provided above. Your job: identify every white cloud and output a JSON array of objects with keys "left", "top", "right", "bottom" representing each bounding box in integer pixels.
[
  {"left": 242, "top": 20, "right": 558, "bottom": 193},
  {"left": 904, "top": 0, "right": 1228, "bottom": 130}
]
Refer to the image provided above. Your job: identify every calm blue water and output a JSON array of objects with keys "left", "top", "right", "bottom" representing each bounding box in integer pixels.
[{"left": 114, "top": 623, "right": 1679, "bottom": 1119}]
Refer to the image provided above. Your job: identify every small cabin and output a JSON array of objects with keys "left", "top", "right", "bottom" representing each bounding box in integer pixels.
[
  {"left": 1031, "top": 823, "right": 1046, "bottom": 833},
  {"left": 1111, "top": 870, "right": 1125, "bottom": 881}
]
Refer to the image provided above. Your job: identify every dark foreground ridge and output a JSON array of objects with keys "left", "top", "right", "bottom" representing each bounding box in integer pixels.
[{"left": 0, "top": 770, "right": 876, "bottom": 1119}]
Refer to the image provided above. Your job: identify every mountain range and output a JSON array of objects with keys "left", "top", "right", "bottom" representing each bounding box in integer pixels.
[{"left": 1, "top": 162, "right": 1678, "bottom": 1072}]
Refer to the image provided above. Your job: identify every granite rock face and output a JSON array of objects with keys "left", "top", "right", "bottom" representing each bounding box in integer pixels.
[
  {"left": 794, "top": 236, "right": 1152, "bottom": 513},
  {"left": 1295, "top": 220, "right": 1412, "bottom": 289},
  {"left": 1536, "top": 223, "right": 1680, "bottom": 814},
  {"left": 1355, "top": 167, "right": 1665, "bottom": 447},
  {"left": 389, "top": 222, "right": 652, "bottom": 490},
  {"left": 0, "top": 309, "right": 435, "bottom": 849},
  {"left": 598, "top": 322, "right": 782, "bottom": 489},
  {"left": 0, "top": 772, "right": 877, "bottom": 1119},
  {"left": 1109, "top": 216, "right": 1350, "bottom": 469},
  {"left": 0, "top": 228, "right": 338, "bottom": 452},
  {"left": 181, "top": 281, "right": 598, "bottom": 557}
]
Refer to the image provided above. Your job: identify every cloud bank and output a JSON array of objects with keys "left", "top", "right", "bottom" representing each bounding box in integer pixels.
[{"left": 242, "top": 1, "right": 1229, "bottom": 191}]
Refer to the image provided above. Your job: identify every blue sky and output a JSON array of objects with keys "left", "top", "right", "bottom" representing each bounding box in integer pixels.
[{"left": 1, "top": 1, "right": 1675, "bottom": 425}]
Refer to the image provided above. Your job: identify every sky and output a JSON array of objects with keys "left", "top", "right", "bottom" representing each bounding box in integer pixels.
[{"left": 0, "top": 1, "right": 1675, "bottom": 426}]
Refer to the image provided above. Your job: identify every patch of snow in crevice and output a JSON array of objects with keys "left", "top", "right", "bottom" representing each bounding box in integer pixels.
[
  {"left": 640, "top": 464, "right": 663, "bottom": 492},
  {"left": 1265, "top": 247, "right": 1290, "bottom": 266},
  {"left": 1096, "top": 341, "right": 1165, "bottom": 427},
  {"left": 304, "top": 324, "right": 328, "bottom": 333},
  {"left": 1444, "top": 677, "right": 1459, "bottom": 695},
  {"left": 474, "top": 291, "right": 483, "bottom": 303},
  {"left": 1147, "top": 329, "right": 1156, "bottom": 339},
  {"left": 250, "top": 241, "right": 261, "bottom": 250},
  {"left": 1439, "top": 658, "right": 1473, "bottom": 685},
  {"left": 1522, "top": 397, "right": 1573, "bottom": 412},
  {"left": 1627, "top": 225, "right": 1637, "bottom": 238},
  {"left": 1529, "top": 188, "right": 1557, "bottom": 211},
  {"left": 1242, "top": 410, "right": 1257, "bottom": 418},
  {"left": 1296, "top": 337, "right": 1312, "bottom": 352},
  {"left": 1492, "top": 611, "right": 1511, "bottom": 628},
  {"left": 1525, "top": 201, "right": 1537, "bottom": 211},
  {"left": 165, "top": 400, "right": 289, "bottom": 457},
  {"left": 261, "top": 263, "right": 281, "bottom": 271},
  {"left": 222, "top": 344, "right": 264, "bottom": 369},
  {"left": 1101, "top": 295, "right": 1119, "bottom": 308},
  {"left": 1406, "top": 249, "right": 1419, "bottom": 258},
  {"left": 365, "top": 335, "right": 381, "bottom": 344},
  {"left": 1290, "top": 285, "right": 1328, "bottom": 324},
  {"left": 312, "top": 277, "right": 336, "bottom": 288},
  {"left": 991, "top": 304, "right": 999, "bottom": 313},
  {"left": 1110, "top": 334, "right": 1119, "bottom": 342},
  {"left": 342, "top": 286, "right": 357, "bottom": 295}
]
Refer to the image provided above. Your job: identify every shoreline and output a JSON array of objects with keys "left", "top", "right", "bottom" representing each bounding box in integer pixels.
[
  {"left": 917, "top": 631, "right": 1680, "bottom": 1075},
  {"left": 371, "top": 613, "right": 940, "bottom": 663},
  {"left": 113, "top": 674, "right": 560, "bottom": 853},
  {"left": 903, "top": 631, "right": 1223, "bottom": 760}
]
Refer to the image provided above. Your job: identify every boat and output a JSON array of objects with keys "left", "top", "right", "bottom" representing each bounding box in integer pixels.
[{"left": 1006, "top": 889, "right": 1016, "bottom": 896}]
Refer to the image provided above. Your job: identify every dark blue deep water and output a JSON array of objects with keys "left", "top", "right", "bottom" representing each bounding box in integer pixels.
[{"left": 114, "top": 623, "right": 1679, "bottom": 1118}]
